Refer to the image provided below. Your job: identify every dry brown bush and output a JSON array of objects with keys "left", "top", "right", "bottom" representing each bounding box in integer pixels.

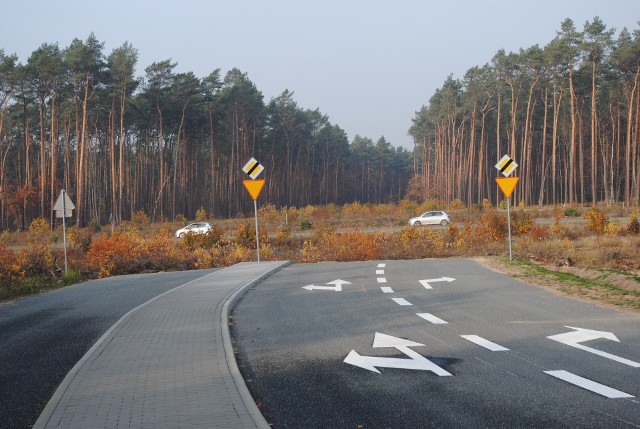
[{"left": 3, "top": 202, "right": 640, "bottom": 303}]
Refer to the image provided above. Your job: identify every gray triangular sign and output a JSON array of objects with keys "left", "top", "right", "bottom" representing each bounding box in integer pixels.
[{"left": 53, "top": 190, "right": 75, "bottom": 211}]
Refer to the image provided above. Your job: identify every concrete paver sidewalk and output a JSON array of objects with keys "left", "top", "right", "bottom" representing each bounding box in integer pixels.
[{"left": 34, "top": 261, "right": 289, "bottom": 429}]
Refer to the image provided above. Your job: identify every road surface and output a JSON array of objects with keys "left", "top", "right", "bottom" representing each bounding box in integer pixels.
[
  {"left": 232, "top": 259, "right": 640, "bottom": 428},
  {"left": 0, "top": 269, "right": 216, "bottom": 429}
]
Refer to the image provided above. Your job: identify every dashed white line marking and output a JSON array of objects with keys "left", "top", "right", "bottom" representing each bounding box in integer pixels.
[
  {"left": 380, "top": 287, "right": 394, "bottom": 293},
  {"left": 377, "top": 278, "right": 387, "bottom": 283},
  {"left": 545, "top": 370, "right": 634, "bottom": 398},
  {"left": 461, "top": 335, "right": 509, "bottom": 351},
  {"left": 376, "top": 270, "right": 385, "bottom": 275},
  {"left": 417, "top": 313, "right": 448, "bottom": 324},
  {"left": 377, "top": 263, "right": 386, "bottom": 268},
  {"left": 391, "top": 298, "right": 413, "bottom": 306}
]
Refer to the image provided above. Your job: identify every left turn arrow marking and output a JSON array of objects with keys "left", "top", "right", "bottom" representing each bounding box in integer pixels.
[
  {"left": 343, "top": 333, "right": 452, "bottom": 376},
  {"left": 302, "top": 279, "right": 351, "bottom": 291}
]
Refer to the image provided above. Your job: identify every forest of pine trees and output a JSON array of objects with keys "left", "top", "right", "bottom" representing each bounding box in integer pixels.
[
  {"left": 1, "top": 17, "right": 639, "bottom": 231},
  {"left": 0, "top": 35, "right": 412, "bottom": 230},
  {"left": 409, "top": 18, "right": 640, "bottom": 209}
]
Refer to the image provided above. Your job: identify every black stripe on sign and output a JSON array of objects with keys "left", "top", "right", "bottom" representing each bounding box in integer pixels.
[
  {"left": 247, "top": 162, "right": 260, "bottom": 175},
  {"left": 500, "top": 159, "right": 513, "bottom": 173}
]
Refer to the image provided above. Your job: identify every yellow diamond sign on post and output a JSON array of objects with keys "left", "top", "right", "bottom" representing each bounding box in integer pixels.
[
  {"left": 495, "top": 154, "right": 518, "bottom": 177},
  {"left": 242, "top": 157, "right": 264, "bottom": 180},
  {"left": 243, "top": 179, "right": 265, "bottom": 201},
  {"left": 496, "top": 177, "right": 519, "bottom": 199}
]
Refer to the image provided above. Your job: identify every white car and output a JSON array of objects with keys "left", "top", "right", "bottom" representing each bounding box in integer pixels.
[
  {"left": 408, "top": 211, "right": 450, "bottom": 226},
  {"left": 175, "top": 222, "right": 213, "bottom": 238}
]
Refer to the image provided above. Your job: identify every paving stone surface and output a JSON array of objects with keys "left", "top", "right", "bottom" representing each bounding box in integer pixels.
[{"left": 34, "top": 261, "right": 288, "bottom": 429}]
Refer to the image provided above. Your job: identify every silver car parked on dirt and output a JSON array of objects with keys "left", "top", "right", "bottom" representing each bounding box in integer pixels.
[
  {"left": 175, "top": 222, "right": 213, "bottom": 238},
  {"left": 408, "top": 211, "right": 450, "bottom": 226}
]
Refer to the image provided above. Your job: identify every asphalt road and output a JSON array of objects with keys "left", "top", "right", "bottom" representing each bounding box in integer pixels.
[
  {"left": 231, "top": 259, "right": 640, "bottom": 428},
  {"left": 0, "top": 269, "right": 216, "bottom": 429}
]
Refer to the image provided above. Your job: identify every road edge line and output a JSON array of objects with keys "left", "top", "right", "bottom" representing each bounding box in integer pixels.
[{"left": 221, "top": 260, "right": 291, "bottom": 429}]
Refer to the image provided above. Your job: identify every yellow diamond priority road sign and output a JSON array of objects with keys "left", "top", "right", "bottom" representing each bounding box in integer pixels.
[
  {"left": 495, "top": 154, "right": 518, "bottom": 177},
  {"left": 242, "top": 157, "right": 264, "bottom": 180}
]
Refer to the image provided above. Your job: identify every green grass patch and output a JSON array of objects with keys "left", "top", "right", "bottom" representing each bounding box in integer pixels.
[
  {"left": 596, "top": 268, "right": 640, "bottom": 283},
  {"left": 62, "top": 269, "right": 83, "bottom": 286},
  {"left": 0, "top": 276, "right": 48, "bottom": 301},
  {"left": 504, "top": 257, "right": 640, "bottom": 303},
  {"left": 0, "top": 270, "right": 82, "bottom": 302}
]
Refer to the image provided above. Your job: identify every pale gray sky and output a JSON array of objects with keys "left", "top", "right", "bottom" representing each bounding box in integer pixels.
[{"left": 1, "top": 0, "right": 638, "bottom": 148}]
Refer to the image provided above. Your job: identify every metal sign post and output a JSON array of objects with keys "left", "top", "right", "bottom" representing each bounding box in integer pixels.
[
  {"left": 53, "top": 189, "right": 75, "bottom": 273},
  {"left": 253, "top": 199, "right": 260, "bottom": 262},
  {"left": 495, "top": 155, "right": 519, "bottom": 261},
  {"left": 242, "top": 158, "right": 266, "bottom": 262},
  {"left": 506, "top": 196, "right": 513, "bottom": 260},
  {"left": 495, "top": 177, "right": 519, "bottom": 260},
  {"left": 62, "top": 193, "right": 68, "bottom": 273}
]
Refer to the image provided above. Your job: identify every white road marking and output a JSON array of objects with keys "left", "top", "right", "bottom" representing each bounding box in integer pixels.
[
  {"left": 376, "top": 270, "right": 385, "bottom": 275},
  {"left": 377, "top": 278, "right": 387, "bottom": 283},
  {"left": 302, "top": 279, "right": 351, "bottom": 291},
  {"left": 343, "top": 332, "right": 452, "bottom": 376},
  {"left": 419, "top": 280, "right": 433, "bottom": 289},
  {"left": 380, "top": 287, "right": 394, "bottom": 293},
  {"left": 377, "top": 263, "right": 386, "bottom": 268},
  {"left": 461, "top": 335, "right": 509, "bottom": 351},
  {"left": 392, "top": 298, "right": 412, "bottom": 306},
  {"left": 417, "top": 313, "right": 448, "bottom": 324},
  {"left": 419, "top": 277, "right": 455, "bottom": 289},
  {"left": 545, "top": 370, "right": 634, "bottom": 399},
  {"left": 547, "top": 326, "right": 640, "bottom": 367}
]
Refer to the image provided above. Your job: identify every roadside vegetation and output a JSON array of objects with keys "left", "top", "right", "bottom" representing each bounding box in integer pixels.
[{"left": 1, "top": 200, "right": 639, "bottom": 312}]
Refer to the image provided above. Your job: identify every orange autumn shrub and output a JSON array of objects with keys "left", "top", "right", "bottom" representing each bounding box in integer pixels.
[
  {"left": 583, "top": 207, "right": 608, "bottom": 234},
  {"left": 396, "top": 226, "right": 446, "bottom": 258},
  {"left": 0, "top": 244, "right": 23, "bottom": 289},
  {"left": 223, "top": 242, "right": 254, "bottom": 265},
  {"left": 86, "top": 232, "right": 141, "bottom": 278},
  {"left": 143, "top": 233, "right": 194, "bottom": 271},
  {"left": 235, "top": 221, "right": 267, "bottom": 247},
  {"left": 15, "top": 244, "right": 57, "bottom": 278},
  {"left": 478, "top": 211, "right": 508, "bottom": 241},
  {"left": 27, "top": 217, "right": 52, "bottom": 245},
  {"left": 181, "top": 224, "right": 225, "bottom": 251},
  {"left": 511, "top": 210, "right": 534, "bottom": 235},
  {"left": 342, "top": 201, "right": 369, "bottom": 219},
  {"left": 528, "top": 224, "right": 551, "bottom": 241},
  {"left": 299, "top": 229, "right": 381, "bottom": 262}
]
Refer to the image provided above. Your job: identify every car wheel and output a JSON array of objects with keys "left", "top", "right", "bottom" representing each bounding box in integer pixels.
[
  {"left": 441, "top": 220, "right": 449, "bottom": 226},
  {"left": 179, "top": 232, "right": 185, "bottom": 238},
  {"left": 414, "top": 221, "right": 421, "bottom": 226}
]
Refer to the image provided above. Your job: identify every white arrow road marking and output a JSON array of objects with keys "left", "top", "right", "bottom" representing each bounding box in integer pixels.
[
  {"left": 545, "top": 370, "right": 634, "bottom": 399},
  {"left": 302, "top": 279, "right": 351, "bottom": 291},
  {"left": 392, "top": 298, "right": 413, "bottom": 306},
  {"left": 380, "top": 287, "right": 394, "bottom": 293},
  {"left": 417, "top": 313, "right": 448, "bottom": 324},
  {"left": 419, "top": 277, "right": 455, "bottom": 289},
  {"left": 547, "top": 326, "right": 640, "bottom": 367},
  {"left": 343, "top": 333, "right": 452, "bottom": 376},
  {"left": 377, "top": 278, "right": 387, "bottom": 283},
  {"left": 419, "top": 280, "right": 433, "bottom": 289},
  {"left": 461, "top": 335, "right": 509, "bottom": 351}
]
